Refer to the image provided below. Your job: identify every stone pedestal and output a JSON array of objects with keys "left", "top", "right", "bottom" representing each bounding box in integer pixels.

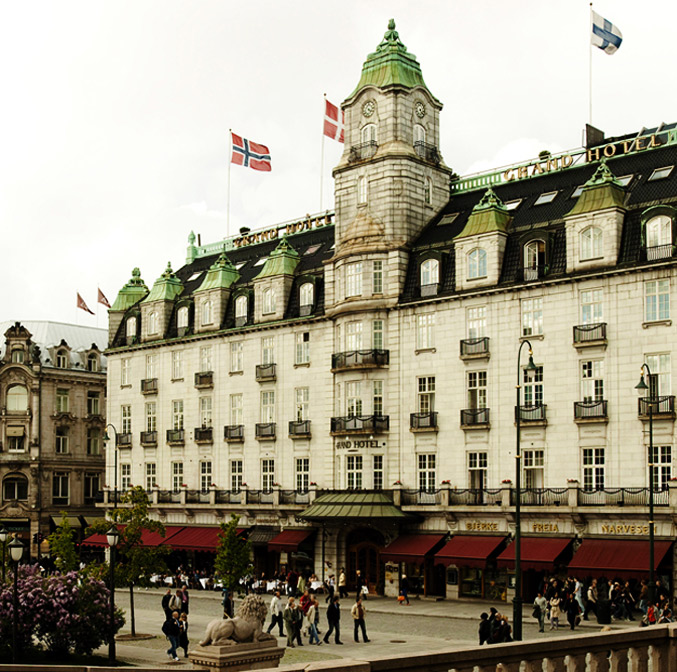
[{"left": 189, "top": 639, "right": 285, "bottom": 672}]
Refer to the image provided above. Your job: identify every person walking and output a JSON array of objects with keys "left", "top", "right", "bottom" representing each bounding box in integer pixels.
[
  {"left": 324, "top": 595, "right": 343, "bottom": 644},
  {"left": 161, "top": 588, "right": 173, "bottom": 619},
  {"left": 565, "top": 592, "right": 580, "bottom": 631},
  {"left": 169, "top": 589, "right": 183, "bottom": 614},
  {"left": 324, "top": 574, "right": 335, "bottom": 603},
  {"left": 162, "top": 610, "right": 181, "bottom": 662},
  {"left": 549, "top": 593, "right": 561, "bottom": 630},
  {"left": 283, "top": 597, "right": 298, "bottom": 648},
  {"left": 292, "top": 601, "right": 304, "bottom": 646},
  {"left": 400, "top": 574, "right": 410, "bottom": 605},
  {"left": 355, "top": 570, "right": 367, "bottom": 601},
  {"left": 307, "top": 597, "right": 321, "bottom": 645},
  {"left": 181, "top": 585, "right": 190, "bottom": 615},
  {"left": 178, "top": 612, "right": 189, "bottom": 658},
  {"left": 267, "top": 591, "right": 284, "bottom": 637},
  {"left": 338, "top": 569, "right": 348, "bottom": 599},
  {"left": 351, "top": 596, "right": 370, "bottom": 643},
  {"left": 534, "top": 591, "right": 547, "bottom": 633},
  {"left": 478, "top": 612, "right": 490, "bottom": 645},
  {"left": 584, "top": 579, "right": 598, "bottom": 620}
]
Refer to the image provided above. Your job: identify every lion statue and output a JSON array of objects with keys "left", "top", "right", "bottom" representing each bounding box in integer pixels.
[{"left": 199, "top": 594, "right": 274, "bottom": 646}]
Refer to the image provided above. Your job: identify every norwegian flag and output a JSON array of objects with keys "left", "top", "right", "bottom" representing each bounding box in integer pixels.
[
  {"left": 231, "top": 133, "right": 272, "bottom": 171},
  {"left": 323, "top": 99, "right": 344, "bottom": 143},
  {"left": 77, "top": 293, "right": 94, "bottom": 315},
  {"left": 97, "top": 288, "right": 111, "bottom": 308}
]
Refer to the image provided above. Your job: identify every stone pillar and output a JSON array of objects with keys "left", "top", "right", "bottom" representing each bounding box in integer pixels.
[
  {"left": 628, "top": 647, "right": 649, "bottom": 672},
  {"left": 392, "top": 484, "right": 402, "bottom": 507},
  {"left": 567, "top": 483, "right": 579, "bottom": 507},
  {"left": 609, "top": 648, "right": 629, "bottom": 672},
  {"left": 566, "top": 653, "right": 587, "bottom": 672},
  {"left": 544, "top": 656, "right": 567, "bottom": 672},
  {"left": 440, "top": 483, "right": 450, "bottom": 507},
  {"left": 588, "top": 650, "right": 610, "bottom": 672},
  {"left": 189, "top": 640, "right": 285, "bottom": 672},
  {"left": 501, "top": 485, "right": 511, "bottom": 507}
]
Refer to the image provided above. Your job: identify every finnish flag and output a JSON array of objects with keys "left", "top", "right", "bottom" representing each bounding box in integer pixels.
[{"left": 591, "top": 10, "right": 623, "bottom": 54}]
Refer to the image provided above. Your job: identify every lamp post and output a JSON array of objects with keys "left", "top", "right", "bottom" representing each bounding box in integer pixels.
[
  {"left": 0, "top": 526, "right": 8, "bottom": 583},
  {"left": 9, "top": 536, "right": 23, "bottom": 664},
  {"left": 635, "top": 364, "right": 656, "bottom": 606},
  {"left": 514, "top": 340, "right": 537, "bottom": 642},
  {"left": 107, "top": 524, "right": 119, "bottom": 665},
  {"left": 103, "top": 424, "right": 119, "bottom": 511}
]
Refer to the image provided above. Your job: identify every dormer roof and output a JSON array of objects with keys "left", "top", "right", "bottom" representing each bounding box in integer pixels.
[
  {"left": 110, "top": 268, "right": 149, "bottom": 311},
  {"left": 143, "top": 262, "right": 183, "bottom": 303},
  {"left": 567, "top": 159, "right": 627, "bottom": 216},
  {"left": 455, "top": 187, "right": 512, "bottom": 238},
  {"left": 254, "top": 237, "right": 300, "bottom": 278},
  {"left": 196, "top": 250, "right": 240, "bottom": 292}
]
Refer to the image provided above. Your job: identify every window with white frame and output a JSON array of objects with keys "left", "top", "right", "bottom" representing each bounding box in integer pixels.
[
  {"left": 420, "top": 258, "right": 439, "bottom": 287},
  {"left": 84, "top": 392, "right": 99, "bottom": 417},
  {"left": 200, "top": 461, "right": 212, "bottom": 492},
  {"left": 7, "top": 385, "right": 28, "bottom": 412},
  {"left": 358, "top": 176, "right": 368, "bottom": 204},
  {"left": 418, "top": 376, "right": 435, "bottom": 413},
  {"left": 56, "top": 388, "right": 69, "bottom": 414},
  {"left": 230, "top": 460, "right": 243, "bottom": 492},
  {"left": 262, "top": 337, "right": 275, "bottom": 365},
  {"left": 295, "top": 331, "right": 310, "bottom": 364},
  {"left": 413, "top": 124, "right": 426, "bottom": 144},
  {"left": 523, "top": 366, "right": 543, "bottom": 406},
  {"left": 580, "top": 226, "right": 603, "bottom": 260},
  {"left": 418, "top": 454, "right": 436, "bottom": 492},
  {"left": 148, "top": 311, "right": 158, "bottom": 335},
  {"left": 202, "top": 300, "right": 213, "bottom": 325},
  {"left": 580, "top": 288, "right": 603, "bottom": 324},
  {"left": 262, "top": 287, "right": 276, "bottom": 315},
  {"left": 9, "top": 348, "right": 24, "bottom": 363},
  {"left": 346, "top": 455, "right": 363, "bottom": 489},
  {"left": 200, "top": 397, "right": 212, "bottom": 427},
  {"left": 468, "top": 452, "right": 487, "bottom": 489},
  {"left": 55, "top": 427, "right": 69, "bottom": 454},
  {"left": 295, "top": 387, "right": 309, "bottom": 422},
  {"left": 373, "top": 455, "right": 384, "bottom": 490},
  {"left": 56, "top": 350, "right": 68, "bottom": 368},
  {"left": 645, "top": 279, "right": 670, "bottom": 322},
  {"left": 361, "top": 123, "right": 376, "bottom": 143},
  {"left": 230, "top": 394, "right": 243, "bottom": 425},
  {"left": 346, "top": 262, "right": 363, "bottom": 297},
  {"left": 346, "top": 381, "right": 362, "bottom": 416},
  {"left": 467, "top": 306, "right": 486, "bottom": 338},
  {"left": 172, "top": 351, "right": 183, "bottom": 379},
  {"left": 177, "top": 306, "right": 189, "bottom": 329},
  {"left": 231, "top": 341, "right": 243, "bottom": 372},
  {"left": 172, "top": 400, "right": 184, "bottom": 430},
  {"left": 521, "top": 298, "right": 543, "bottom": 336},
  {"left": 372, "top": 320, "right": 384, "bottom": 349},
  {"left": 121, "top": 405, "right": 131, "bottom": 433},
  {"left": 346, "top": 321, "right": 363, "bottom": 351},
  {"left": 373, "top": 380, "right": 384, "bottom": 416},
  {"left": 126, "top": 316, "right": 137, "bottom": 339},
  {"left": 649, "top": 446, "right": 672, "bottom": 490},
  {"left": 87, "top": 427, "right": 101, "bottom": 455},
  {"left": 146, "top": 354, "right": 157, "bottom": 379},
  {"left": 583, "top": 448, "right": 604, "bottom": 490},
  {"left": 467, "top": 248, "right": 487, "bottom": 279},
  {"left": 4, "top": 474, "right": 28, "bottom": 500},
  {"left": 87, "top": 353, "right": 98, "bottom": 372},
  {"left": 52, "top": 471, "right": 69, "bottom": 505},
  {"left": 172, "top": 462, "right": 183, "bottom": 491},
  {"left": 524, "top": 239, "right": 545, "bottom": 277},
  {"left": 262, "top": 459, "right": 275, "bottom": 492},
  {"left": 581, "top": 360, "right": 604, "bottom": 402},
  {"left": 296, "top": 458, "right": 309, "bottom": 493},
  {"left": 235, "top": 295, "right": 248, "bottom": 323},
  {"left": 6, "top": 434, "right": 24, "bottom": 453},
  {"left": 300, "top": 283, "right": 314, "bottom": 308},
  {"left": 416, "top": 313, "right": 435, "bottom": 349},
  {"left": 84, "top": 472, "right": 100, "bottom": 503},
  {"left": 120, "top": 464, "right": 131, "bottom": 491},
  {"left": 523, "top": 449, "right": 544, "bottom": 489},
  {"left": 261, "top": 391, "right": 275, "bottom": 423},
  {"left": 646, "top": 215, "right": 672, "bottom": 248},
  {"left": 467, "top": 371, "right": 487, "bottom": 409},
  {"left": 372, "top": 260, "right": 383, "bottom": 294},
  {"left": 121, "top": 358, "right": 130, "bottom": 386},
  {"left": 646, "top": 353, "right": 671, "bottom": 397},
  {"left": 145, "top": 402, "right": 157, "bottom": 432},
  {"left": 145, "top": 463, "right": 157, "bottom": 490},
  {"left": 200, "top": 345, "right": 212, "bottom": 372}
]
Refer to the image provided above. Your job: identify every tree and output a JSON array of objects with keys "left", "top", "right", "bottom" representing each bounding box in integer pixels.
[
  {"left": 88, "top": 486, "right": 170, "bottom": 636},
  {"left": 214, "top": 514, "right": 251, "bottom": 595},
  {"left": 47, "top": 512, "right": 78, "bottom": 573}
]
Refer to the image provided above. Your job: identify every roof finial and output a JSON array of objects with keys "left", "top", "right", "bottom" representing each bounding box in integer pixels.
[{"left": 377, "top": 18, "right": 405, "bottom": 52}]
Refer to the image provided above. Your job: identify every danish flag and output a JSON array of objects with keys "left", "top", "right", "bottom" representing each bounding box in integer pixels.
[{"left": 323, "top": 99, "right": 344, "bottom": 143}]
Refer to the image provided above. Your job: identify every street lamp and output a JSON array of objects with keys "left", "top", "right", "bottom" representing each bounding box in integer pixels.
[
  {"left": 514, "top": 340, "right": 537, "bottom": 642},
  {"left": 0, "top": 526, "right": 8, "bottom": 583},
  {"left": 107, "top": 524, "right": 119, "bottom": 665},
  {"left": 636, "top": 364, "right": 656, "bottom": 605},
  {"left": 103, "top": 424, "right": 119, "bottom": 510},
  {"left": 9, "top": 536, "right": 23, "bottom": 664}
]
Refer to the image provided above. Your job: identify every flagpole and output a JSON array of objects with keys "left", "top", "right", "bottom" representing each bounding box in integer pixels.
[
  {"left": 320, "top": 94, "right": 327, "bottom": 211},
  {"left": 589, "top": 2, "right": 593, "bottom": 126},
  {"left": 227, "top": 129, "right": 232, "bottom": 238}
]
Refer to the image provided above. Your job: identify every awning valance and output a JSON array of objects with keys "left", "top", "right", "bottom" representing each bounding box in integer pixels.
[
  {"left": 82, "top": 525, "right": 184, "bottom": 548},
  {"left": 568, "top": 539, "right": 673, "bottom": 579},
  {"left": 381, "top": 534, "right": 446, "bottom": 564},
  {"left": 51, "top": 515, "right": 82, "bottom": 528},
  {"left": 299, "top": 492, "right": 410, "bottom": 521},
  {"left": 496, "top": 537, "right": 573, "bottom": 571},
  {"left": 268, "top": 529, "right": 314, "bottom": 552},
  {"left": 163, "top": 526, "right": 243, "bottom": 552},
  {"left": 434, "top": 535, "right": 506, "bottom": 568}
]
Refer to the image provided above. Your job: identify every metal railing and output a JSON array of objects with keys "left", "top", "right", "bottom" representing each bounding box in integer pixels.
[
  {"left": 349, "top": 141, "right": 378, "bottom": 161},
  {"left": 255, "top": 423, "right": 276, "bottom": 439},
  {"left": 460, "top": 337, "right": 490, "bottom": 356},
  {"left": 255, "top": 363, "right": 276, "bottom": 381},
  {"left": 448, "top": 488, "right": 503, "bottom": 505},
  {"left": 413, "top": 141, "right": 441, "bottom": 163},
  {"left": 573, "top": 322, "right": 607, "bottom": 343},
  {"left": 400, "top": 489, "right": 443, "bottom": 505},
  {"left": 215, "top": 490, "right": 243, "bottom": 504},
  {"left": 224, "top": 425, "right": 244, "bottom": 441},
  {"left": 410, "top": 412, "right": 438, "bottom": 429},
  {"left": 522, "top": 265, "right": 547, "bottom": 281},
  {"left": 166, "top": 429, "right": 185, "bottom": 444},
  {"left": 279, "top": 490, "right": 310, "bottom": 505},
  {"left": 578, "top": 487, "right": 669, "bottom": 507},
  {"left": 194, "top": 371, "right": 214, "bottom": 387},
  {"left": 299, "top": 303, "right": 313, "bottom": 317},
  {"left": 140, "top": 378, "right": 158, "bottom": 394},
  {"left": 330, "top": 415, "right": 390, "bottom": 433},
  {"left": 646, "top": 244, "right": 673, "bottom": 261},
  {"left": 116, "top": 433, "right": 132, "bottom": 447},
  {"left": 194, "top": 427, "right": 213, "bottom": 442},
  {"left": 512, "top": 488, "right": 568, "bottom": 506},
  {"left": 460, "top": 408, "right": 490, "bottom": 425},
  {"left": 185, "top": 489, "right": 211, "bottom": 504},
  {"left": 574, "top": 400, "right": 608, "bottom": 419},
  {"left": 140, "top": 431, "right": 157, "bottom": 445},
  {"left": 331, "top": 349, "right": 389, "bottom": 370},
  {"left": 289, "top": 420, "right": 311, "bottom": 436},
  {"left": 638, "top": 396, "right": 675, "bottom": 415},
  {"left": 515, "top": 404, "right": 547, "bottom": 421},
  {"left": 420, "top": 283, "right": 439, "bottom": 297}
]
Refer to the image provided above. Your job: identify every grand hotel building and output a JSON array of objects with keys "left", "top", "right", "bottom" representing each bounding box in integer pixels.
[{"left": 102, "top": 22, "right": 677, "bottom": 601}]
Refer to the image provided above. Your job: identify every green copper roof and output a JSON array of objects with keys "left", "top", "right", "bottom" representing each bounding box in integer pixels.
[
  {"left": 255, "top": 236, "right": 300, "bottom": 279},
  {"left": 349, "top": 19, "right": 434, "bottom": 99},
  {"left": 299, "top": 492, "right": 410, "bottom": 521},
  {"left": 568, "top": 160, "right": 626, "bottom": 216},
  {"left": 196, "top": 250, "right": 240, "bottom": 292},
  {"left": 142, "top": 262, "right": 184, "bottom": 303},
  {"left": 110, "top": 268, "right": 149, "bottom": 312},
  {"left": 456, "top": 187, "right": 512, "bottom": 238}
]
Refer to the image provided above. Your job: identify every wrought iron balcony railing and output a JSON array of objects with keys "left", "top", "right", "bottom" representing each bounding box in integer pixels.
[
  {"left": 255, "top": 423, "right": 276, "bottom": 440},
  {"left": 140, "top": 431, "right": 157, "bottom": 445},
  {"left": 410, "top": 412, "right": 438, "bottom": 430},
  {"left": 116, "top": 433, "right": 132, "bottom": 447},
  {"left": 194, "top": 427, "right": 213, "bottom": 442},
  {"left": 460, "top": 337, "right": 490, "bottom": 357},
  {"left": 522, "top": 265, "right": 547, "bottom": 281},
  {"left": 349, "top": 141, "right": 378, "bottom": 161},
  {"left": 574, "top": 400, "right": 607, "bottom": 420},
  {"left": 460, "top": 408, "right": 490, "bottom": 426},
  {"left": 224, "top": 425, "right": 244, "bottom": 442},
  {"left": 413, "top": 141, "right": 441, "bottom": 163},
  {"left": 299, "top": 304, "right": 313, "bottom": 317},
  {"left": 578, "top": 487, "right": 669, "bottom": 507},
  {"left": 573, "top": 322, "right": 607, "bottom": 344},
  {"left": 420, "top": 283, "right": 439, "bottom": 297},
  {"left": 515, "top": 404, "right": 547, "bottom": 422},
  {"left": 255, "top": 363, "right": 277, "bottom": 381},
  {"left": 331, "top": 349, "right": 389, "bottom": 371},
  {"left": 166, "top": 429, "right": 185, "bottom": 444},
  {"left": 289, "top": 420, "right": 311, "bottom": 437},
  {"left": 330, "top": 415, "right": 390, "bottom": 434},
  {"left": 645, "top": 244, "right": 673, "bottom": 261},
  {"left": 638, "top": 396, "right": 676, "bottom": 416},
  {"left": 141, "top": 378, "right": 158, "bottom": 394},
  {"left": 194, "top": 371, "right": 214, "bottom": 388}
]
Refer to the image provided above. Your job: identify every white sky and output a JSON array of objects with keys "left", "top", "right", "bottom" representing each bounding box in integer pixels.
[{"left": 1, "top": 0, "right": 674, "bottom": 325}]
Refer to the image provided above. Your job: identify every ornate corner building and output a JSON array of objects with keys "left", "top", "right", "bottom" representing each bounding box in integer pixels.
[{"left": 103, "top": 22, "right": 677, "bottom": 601}]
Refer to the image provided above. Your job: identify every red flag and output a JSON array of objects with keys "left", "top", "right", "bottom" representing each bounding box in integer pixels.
[
  {"left": 230, "top": 133, "right": 272, "bottom": 171},
  {"left": 98, "top": 288, "right": 111, "bottom": 308},
  {"left": 77, "top": 293, "right": 94, "bottom": 315},
  {"left": 324, "top": 99, "right": 344, "bottom": 143}
]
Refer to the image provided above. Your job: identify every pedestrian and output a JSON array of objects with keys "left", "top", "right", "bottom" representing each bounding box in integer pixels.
[
  {"left": 534, "top": 591, "right": 547, "bottom": 633},
  {"left": 292, "top": 601, "right": 304, "bottom": 646},
  {"left": 169, "top": 589, "right": 183, "bottom": 614},
  {"left": 399, "top": 574, "right": 410, "bottom": 605},
  {"left": 584, "top": 579, "right": 598, "bottom": 620},
  {"left": 283, "top": 597, "right": 299, "bottom": 648},
  {"left": 479, "top": 612, "right": 490, "bottom": 645},
  {"left": 487, "top": 607, "right": 499, "bottom": 643},
  {"left": 496, "top": 614, "right": 512, "bottom": 642},
  {"left": 565, "top": 592, "right": 580, "bottom": 630},
  {"left": 549, "top": 593, "right": 561, "bottom": 630},
  {"left": 324, "top": 595, "right": 343, "bottom": 644},
  {"left": 267, "top": 591, "right": 284, "bottom": 637},
  {"left": 638, "top": 580, "right": 648, "bottom": 616},
  {"left": 161, "top": 588, "right": 173, "bottom": 619},
  {"left": 222, "top": 588, "right": 234, "bottom": 618},
  {"left": 355, "top": 570, "right": 367, "bottom": 601},
  {"left": 351, "top": 596, "right": 370, "bottom": 642},
  {"left": 573, "top": 577, "right": 585, "bottom": 614},
  {"left": 324, "top": 574, "right": 335, "bottom": 603},
  {"left": 162, "top": 610, "right": 181, "bottom": 662},
  {"left": 338, "top": 568, "right": 348, "bottom": 599},
  {"left": 178, "top": 612, "right": 189, "bottom": 658},
  {"left": 181, "top": 585, "right": 190, "bottom": 615},
  {"left": 307, "top": 597, "right": 322, "bottom": 645}
]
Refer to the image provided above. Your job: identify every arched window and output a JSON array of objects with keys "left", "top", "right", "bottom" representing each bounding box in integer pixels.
[
  {"left": 646, "top": 215, "right": 672, "bottom": 248},
  {"left": 3, "top": 474, "right": 28, "bottom": 501},
  {"left": 126, "top": 316, "right": 137, "bottom": 338},
  {"left": 420, "top": 258, "right": 439, "bottom": 287},
  {"left": 580, "top": 226, "right": 603, "bottom": 260},
  {"left": 202, "top": 300, "right": 213, "bottom": 325},
  {"left": 262, "top": 288, "right": 276, "bottom": 315},
  {"left": 467, "top": 248, "right": 487, "bottom": 279},
  {"left": 424, "top": 177, "right": 432, "bottom": 205},
  {"left": 87, "top": 353, "right": 99, "bottom": 372},
  {"left": 358, "top": 176, "right": 368, "bottom": 204},
  {"left": 235, "top": 295, "right": 248, "bottom": 325},
  {"left": 177, "top": 306, "right": 189, "bottom": 329},
  {"left": 147, "top": 311, "right": 158, "bottom": 334},
  {"left": 361, "top": 124, "right": 377, "bottom": 144},
  {"left": 414, "top": 124, "right": 426, "bottom": 144},
  {"left": 7, "top": 385, "right": 28, "bottom": 412},
  {"left": 524, "top": 240, "right": 546, "bottom": 280},
  {"left": 11, "top": 349, "right": 24, "bottom": 364},
  {"left": 300, "top": 283, "right": 314, "bottom": 308},
  {"left": 56, "top": 350, "right": 68, "bottom": 369}
]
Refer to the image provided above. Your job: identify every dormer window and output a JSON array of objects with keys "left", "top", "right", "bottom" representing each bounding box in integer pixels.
[
  {"left": 56, "top": 350, "right": 68, "bottom": 369},
  {"left": 467, "top": 248, "right": 487, "bottom": 279},
  {"left": 524, "top": 239, "right": 546, "bottom": 280},
  {"left": 580, "top": 226, "right": 603, "bottom": 261},
  {"left": 147, "top": 311, "right": 158, "bottom": 335},
  {"left": 177, "top": 306, "right": 189, "bottom": 330},
  {"left": 7, "top": 385, "right": 28, "bottom": 412},
  {"left": 262, "top": 288, "right": 276, "bottom": 315},
  {"left": 11, "top": 349, "right": 24, "bottom": 364},
  {"left": 414, "top": 124, "right": 426, "bottom": 144},
  {"left": 235, "top": 295, "right": 248, "bottom": 326},
  {"left": 87, "top": 353, "right": 99, "bottom": 372},
  {"left": 202, "top": 300, "right": 213, "bottom": 326},
  {"left": 361, "top": 124, "right": 377, "bottom": 144},
  {"left": 358, "top": 176, "right": 368, "bottom": 204},
  {"left": 420, "top": 258, "right": 439, "bottom": 297},
  {"left": 126, "top": 316, "right": 137, "bottom": 339},
  {"left": 299, "top": 283, "right": 314, "bottom": 316},
  {"left": 646, "top": 215, "right": 672, "bottom": 248}
]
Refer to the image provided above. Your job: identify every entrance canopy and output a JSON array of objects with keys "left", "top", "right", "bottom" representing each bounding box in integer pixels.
[
  {"left": 568, "top": 539, "right": 673, "bottom": 579},
  {"left": 497, "top": 537, "right": 573, "bottom": 571},
  {"left": 268, "top": 529, "right": 314, "bottom": 553},
  {"left": 381, "top": 534, "right": 446, "bottom": 564},
  {"left": 299, "top": 492, "right": 411, "bottom": 522},
  {"left": 434, "top": 535, "right": 506, "bottom": 568}
]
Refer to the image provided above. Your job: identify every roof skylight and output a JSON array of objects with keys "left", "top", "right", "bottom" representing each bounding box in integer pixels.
[
  {"left": 438, "top": 213, "right": 459, "bottom": 226},
  {"left": 534, "top": 191, "right": 558, "bottom": 205},
  {"left": 571, "top": 185, "right": 584, "bottom": 198},
  {"left": 617, "top": 174, "right": 634, "bottom": 187},
  {"left": 187, "top": 272, "right": 203, "bottom": 281},
  {"left": 254, "top": 258, "right": 268, "bottom": 266},
  {"left": 504, "top": 199, "right": 522, "bottom": 211},
  {"left": 648, "top": 166, "right": 674, "bottom": 182},
  {"left": 304, "top": 244, "right": 322, "bottom": 255}
]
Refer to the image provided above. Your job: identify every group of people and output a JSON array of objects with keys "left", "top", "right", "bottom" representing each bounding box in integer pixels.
[
  {"left": 161, "top": 586, "right": 190, "bottom": 661},
  {"left": 478, "top": 608, "right": 513, "bottom": 644}
]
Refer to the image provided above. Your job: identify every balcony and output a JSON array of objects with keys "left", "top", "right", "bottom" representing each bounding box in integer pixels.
[
  {"left": 331, "top": 349, "right": 389, "bottom": 372},
  {"left": 574, "top": 400, "right": 608, "bottom": 422},
  {"left": 224, "top": 425, "right": 244, "bottom": 442},
  {"left": 299, "top": 304, "right": 313, "bottom": 317},
  {"left": 255, "top": 423, "right": 276, "bottom": 440},
  {"left": 194, "top": 427, "right": 213, "bottom": 443},
  {"left": 638, "top": 396, "right": 676, "bottom": 419},
  {"left": 522, "top": 265, "right": 547, "bottom": 281},
  {"left": 420, "top": 283, "right": 439, "bottom": 298},
  {"left": 645, "top": 244, "right": 673, "bottom": 261},
  {"left": 330, "top": 415, "right": 389, "bottom": 435},
  {"left": 194, "top": 371, "right": 214, "bottom": 388},
  {"left": 410, "top": 412, "right": 438, "bottom": 431},
  {"left": 578, "top": 487, "right": 669, "bottom": 507},
  {"left": 116, "top": 433, "right": 132, "bottom": 448},
  {"left": 515, "top": 404, "right": 547, "bottom": 424},
  {"left": 140, "top": 431, "right": 157, "bottom": 446},
  {"left": 413, "top": 141, "right": 441, "bottom": 164},
  {"left": 140, "top": 378, "right": 158, "bottom": 395},
  {"left": 349, "top": 141, "right": 378, "bottom": 162},
  {"left": 459, "top": 337, "right": 490, "bottom": 359},
  {"left": 573, "top": 322, "right": 607, "bottom": 347},
  {"left": 460, "top": 408, "right": 490, "bottom": 428},
  {"left": 289, "top": 420, "right": 311, "bottom": 438},
  {"left": 255, "top": 363, "right": 277, "bottom": 382},
  {"left": 166, "top": 429, "right": 185, "bottom": 445}
]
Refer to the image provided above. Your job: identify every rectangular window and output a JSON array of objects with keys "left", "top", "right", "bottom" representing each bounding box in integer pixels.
[
  {"left": 120, "top": 464, "right": 131, "bottom": 491},
  {"left": 172, "top": 400, "right": 184, "bottom": 430},
  {"left": 372, "top": 260, "right": 383, "bottom": 294},
  {"left": 230, "top": 459, "right": 243, "bottom": 492},
  {"left": 373, "top": 380, "right": 384, "bottom": 415},
  {"left": 230, "top": 394, "right": 243, "bottom": 425},
  {"left": 649, "top": 446, "right": 672, "bottom": 490},
  {"left": 467, "top": 306, "right": 486, "bottom": 339},
  {"left": 200, "top": 397, "right": 213, "bottom": 427},
  {"left": 468, "top": 452, "right": 487, "bottom": 489},
  {"left": 56, "top": 388, "right": 69, "bottom": 414},
  {"left": 87, "top": 427, "right": 101, "bottom": 456},
  {"left": 145, "top": 402, "right": 157, "bottom": 432},
  {"left": 262, "top": 459, "right": 275, "bottom": 492},
  {"left": 581, "top": 360, "right": 604, "bottom": 402},
  {"left": 523, "top": 366, "right": 544, "bottom": 406},
  {"left": 295, "top": 387, "right": 309, "bottom": 422},
  {"left": 172, "top": 462, "right": 184, "bottom": 492},
  {"left": 145, "top": 463, "right": 157, "bottom": 490},
  {"left": 146, "top": 354, "right": 157, "bottom": 379},
  {"left": 200, "top": 461, "right": 212, "bottom": 492},
  {"left": 121, "top": 358, "right": 130, "bottom": 386},
  {"left": 52, "top": 471, "right": 69, "bottom": 505},
  {"left": 121, "top": 405, "right": 132, "bottom": 433},
  {"left": 200, "top": 346, "right": 213, "bottom": 372},
  {"left": 84, "top": 472, "right": 100, "bottom": 503},
  {"left": 521, "top": 298, "right": 543, "bottom": 336},
  {"left": 261, "top": 391, "right": 275, "bottom": 423},
  {"left": 583, "top": 448, "right": 605, "bottom": 490},
  {"left": 295, "top": 332, "right": 310, "bottom": 364},
  {"left": 262, "top": 337, "right": 275, "bottom": 365},
  {"left": 523, "top": 449, "right": 544, "bottom": 489},
  {"left": 172, "top": 351, "right": 183, "bottom": 379},
  {"left": 55, "top": 427, "right": 69, "bottom": 454},
  {"left": 346, "top": 322, "right": 363, "bottom": 351},
  {"left": 372, "top": 320, "right": 384, "bottom": 349},
  {"left": 346, "top": 262, "right": 363, "bottom": 297},
  {"left": 580, "top": 288, "right": 603, "bottom": 324},
  {"left": 230, "top": 342, "right": 243, "bottom": 373},
  {"left": 467, "top": 371, "right": 487, "bottom": 409},
  {"left": 418, "top": 454, "right": 436, "bottom": 492},
  {"left": 646, "top": 354, "right": 671, "bottom": 396},
  {"left": 295, "top": 458, "right": 309, "bottom": 493},
  {"left": 346, "top": 455, "right": 363, "bottom": 489},
  {"left": 645, "top": 280, "right": 670, "bottom": 322},
  {"left": 418, "top": 376, "right": 436, "bottom": 413},
  {"left": 87, "top": 391, "right": 100, "bottom": 415},
  {"left": 346, "top": 381, "right": 362, "bottom": 416},
  {"left": 373, "top": 455, "right": 384, "bottom": 490},
  {"left": 416, "top": 314, "right": 435, "bottom": 349}
]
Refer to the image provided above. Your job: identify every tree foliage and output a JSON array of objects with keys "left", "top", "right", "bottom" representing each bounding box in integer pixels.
[
  {"left": 214, "top": 514, "right": 251, "bottom": 593},
  {"left": 47, "top": 512, "right": 78, "bottom": 573}
]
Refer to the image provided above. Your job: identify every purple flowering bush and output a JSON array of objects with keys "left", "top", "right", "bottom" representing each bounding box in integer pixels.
[{"left": 0, "top": 565, "right": 124, "bottom": 658}]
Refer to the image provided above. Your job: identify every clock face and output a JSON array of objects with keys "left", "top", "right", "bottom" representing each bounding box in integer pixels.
[
  {"left": 362, "top": 100, "right": 375, "bottom": 118},
  {"left": 415, "top": 101, "right": 426, "bottom": 118}
]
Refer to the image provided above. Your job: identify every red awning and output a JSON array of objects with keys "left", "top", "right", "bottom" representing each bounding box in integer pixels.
[
  {"left": 381, "top": 534, "right": 446, "bottom": 564},
  {"left": 568, "top": 539, "right": 673, "bottom": 579},
  {"left": 163, "top": 526, "right": 241, "bottom": 552},
  {"left": 434, "top": 535, "right": 506, "bottom": 568},
  {"left": 268, "top": 529, "right": 314, "bottom": 552},
  {"left": 496, "top": 537, "right": 573, "bottom": 571},
  {"left": 81, "top": 525, "right": 184, "bottom": 548}
]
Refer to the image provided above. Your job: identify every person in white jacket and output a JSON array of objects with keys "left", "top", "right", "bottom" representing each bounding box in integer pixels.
[{"left": 266, "top": 591, "right": 284, "bottom": 637}]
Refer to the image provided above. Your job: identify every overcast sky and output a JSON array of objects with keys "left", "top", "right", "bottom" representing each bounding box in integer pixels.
[{"left": 1, "top": 1, "right": 674, "bottom": 327}]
